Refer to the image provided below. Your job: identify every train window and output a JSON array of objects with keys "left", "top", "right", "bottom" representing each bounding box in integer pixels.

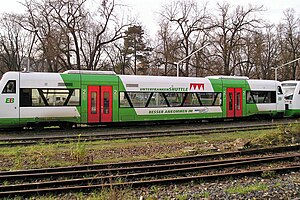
[
  {"left": 236, "top": 93, "right": 241, "bottom": 110},
  {"left": 20, "top": 88, "right": 80, "bottom": 107},
  {"left": 127, "top": 92, "right": 151, "bottom": 107},
  {"left": 42, "top": 89, "right": 80, "bottom": 106},
  {"left": 119, "top": 92, "right": 222, "bottom": 108},
  {"left": 285, "top": 94, "right": 293, "bottom": 100},
  {"left": 103, "top": 92, "right": 110, "bottom": 114},
  {"left": 165, "top": 93, "right": 185, "bottom": 107},
  {"left": 2, "top": 80, "right": 16, "bottom": 94},
  {"left": 148, "top": 93, "right": 169, "bottom": 107},
  {"left": 277, "top": 86, "right": 283, "bottom": 95},
  {"left": 32, "top": 89, "right": 47, "bottom": 106},
  {"left": 214, "top": 93, "right": 222, "bottom": 106},
  {"left": 91, "top": 92, "right": 97, "bottom": 114},
  {"left": 228, "top": 93, "right": 233, "bottom": 110},
  {"left": 246, "top": 91, "right": 276, "bottom": 104},
  {"left": 246, "top": 92, "right": 255, "bottom": 103},
  {"left": 198, "top": 92, "right": 222, "bottom": 106},
  {"left": 183, "top": 93, "right": 201, "bottom": 106},
  {"left": 282, "top": 86, "right": 296, "bottom": 98},
  {"left": 20, "top": 89, "right": 33, "bottom": 106},
  {"left": 119, "top": 92, "right": 132, "bottom": 107}
]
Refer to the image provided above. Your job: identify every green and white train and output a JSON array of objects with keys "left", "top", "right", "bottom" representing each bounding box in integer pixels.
[{"left": 0, "top": 70, "right": 287, "bottom": 129}]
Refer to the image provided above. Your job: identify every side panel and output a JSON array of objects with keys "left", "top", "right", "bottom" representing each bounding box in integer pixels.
[
  {"left": 118, "top": 76, "right": 224, "bottom": 121},
  {"left": 80, "top": 75, "right": 119, "bottom": 124},
  {"left": 247, "top": 80, "right": 284, "bottom": 116},
  {"left": 19, "top": 73, "right": 81, "bottom": 125}
]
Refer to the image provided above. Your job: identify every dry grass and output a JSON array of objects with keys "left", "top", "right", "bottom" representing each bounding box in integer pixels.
[{"left": 0, "top": 124, "right": 298, "bottom": 171}]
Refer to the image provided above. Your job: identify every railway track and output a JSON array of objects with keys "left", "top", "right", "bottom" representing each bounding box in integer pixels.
[
  {"left": 0, "top": 144, "right": 299, "bottom": 198},
  {"left": 0, "top": 122, "right": 296, "bottom": 147}
]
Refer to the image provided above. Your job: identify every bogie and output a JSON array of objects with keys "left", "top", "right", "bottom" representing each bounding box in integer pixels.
[{"left": 59, "top": 122, "right": 74, "bottom": 130}]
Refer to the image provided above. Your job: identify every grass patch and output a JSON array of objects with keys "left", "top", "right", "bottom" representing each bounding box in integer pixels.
[
  {"left": 32, "top": 188, "right": 137, "bottom": 200},
  {"left": 195, "top": 192, "right": 210, "bottom": 198},
  {"left": 175, "top": 194, "right": 189, "bottom": 200},
  {"left": 261, "top": 170, "right": 277, "bottom": 179},
  {"left": 86, "top": 188, "right": 136, "bottom": 200},
  {"left": 70, "top": 134, "right": 92, "bottom": 164},
  {"left": 0, "top": 124, "right": 297, "bottom": 170},
  {"left": 249, "top": 123, "right": 300, "bottom": 147},
  {"left": 225, "top": 183, "right": 268, "bottom": 194}
]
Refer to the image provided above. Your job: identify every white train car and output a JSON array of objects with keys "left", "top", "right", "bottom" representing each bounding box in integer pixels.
[
  {"left": 281, "top": 81, "right": 300, "bottom": 117},
  {"left": 0, "top": 71, "right": 81, "bottom": 129}
]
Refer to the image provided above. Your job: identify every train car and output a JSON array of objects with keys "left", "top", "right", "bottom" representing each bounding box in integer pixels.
[
  {"left": 0, "top": 70, "right": 285, "bottom": 129},
  {"left": 281, "top": 81, "right": 300, "bottom": 117}
]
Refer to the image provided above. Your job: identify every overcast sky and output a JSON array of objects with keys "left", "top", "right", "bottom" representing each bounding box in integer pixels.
[{"left": 1, "top": 0, "right": 300, "bottom": 36}]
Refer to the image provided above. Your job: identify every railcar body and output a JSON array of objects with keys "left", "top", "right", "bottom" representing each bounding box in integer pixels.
[
  {"left": 281, "top": 81, "right": 300, "bottom": 117},
  {"left": 0, "top": 70, "right": 285, "bottom": 129}
]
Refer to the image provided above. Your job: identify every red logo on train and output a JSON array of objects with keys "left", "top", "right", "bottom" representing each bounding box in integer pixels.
[{"left": 189, "top": 83, "right": 204, "bottom": 90}]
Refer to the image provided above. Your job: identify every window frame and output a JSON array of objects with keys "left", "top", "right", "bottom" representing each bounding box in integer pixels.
[
  {"left": 246, "top": 90, "right": 276, "bottom": 104},
  {"left": 2, "top": 80, "right": 16, "bottom": 94},
  {"left": 20, "top": 88, "right": 81, "bottom": 107},
  {"left": 119, "top": 91, "right": 223, "bottom": 108}
]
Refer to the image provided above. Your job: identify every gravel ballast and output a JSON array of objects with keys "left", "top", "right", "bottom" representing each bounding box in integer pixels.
[{"left": 133, "top": 172, "right": 300, "bottom": 199}]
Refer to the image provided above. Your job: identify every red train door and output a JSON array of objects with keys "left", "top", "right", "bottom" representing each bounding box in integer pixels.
[
  {"left": 235, "top": 88, "right": 243, "bottom": 117},
  {"left": 88, "top": 86, "right": 100, "bottom": 123},
  {"left": 226, "top": 88, "right": 243, "bottom": 118},
  {"left": 226, "top": 88, "right": 235, "bottom": 118},
  {"left": 100, "top": 86, "right": 113, "bottom": 122},
  {"left": 88, "top": 86, "right": 113, "bottom": 123}
]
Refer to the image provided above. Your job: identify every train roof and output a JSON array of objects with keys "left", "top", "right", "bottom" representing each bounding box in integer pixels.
[
  {"left": 63, "top": 70, "right": 116, "bottom": 75},
  {"left": 281, "top": 80, "right": 300, "bottom": 83},
  {"left": 281, "top": 81, "right": 300, "bottom": 88},
  {"left": 206, "top": 75, "right": 249, "bottom": 80},
  {"left": 0, "top": 71, "right": 283, "bottom": 84}
]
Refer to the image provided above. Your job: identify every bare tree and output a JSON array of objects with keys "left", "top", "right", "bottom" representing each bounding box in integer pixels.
[
  {"left": 278, "top": 9, "right": 300, "bottom": 80},
  {"left": 154, "top": 20, "right": 179, "bottom": 75},
  {"left": 48, "top": 0, "right": 88, "bottom": 70},
  {"left": 0, "top": 14, "right": 28, "bottom": 74},
  {"left": 160, "top": 0, "right": 211, "bottom": 77},
  {"left": 20, "top": 0, "right": 74, "bottom": 72},
  {"left": 210, "top": 3, "right": 263, "bottom": 75},
  {"left": 249, "top": 25, "right": 280, "bottom": 79},
  {"left": 81, "top": 0, "right": 130, "bottom": 70},
  {"left": 20, "top": 0, "right": 130, "bottom": 72}
]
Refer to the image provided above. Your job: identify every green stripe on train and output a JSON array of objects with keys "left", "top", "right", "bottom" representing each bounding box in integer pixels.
[{"left": 285, "top": 109, "right": 300, "bottom": 117}]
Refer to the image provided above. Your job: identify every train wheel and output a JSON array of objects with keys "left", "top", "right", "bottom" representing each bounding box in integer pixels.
[
  {"left": 33, "top": 123, "right": 44, "bottom": 131},
  {"left": 59, "top": 122, "right": 73, "bottom": 130}
]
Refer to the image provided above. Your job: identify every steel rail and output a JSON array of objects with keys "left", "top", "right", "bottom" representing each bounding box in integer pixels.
[
  {"left": 0, "top": 162, "right": 299, "bottom": 198},
  {"left": 0, "top": 154, "right": 289, "bottom": 182},
  {"left": 0, "top": 153, "right": 298, "bottom": 187},
  {"left": 0, "top": 144, "right": 300, "bottom": 179},
  {"left": 0, "top": 123, "right": 293, "bottom": 147}
]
